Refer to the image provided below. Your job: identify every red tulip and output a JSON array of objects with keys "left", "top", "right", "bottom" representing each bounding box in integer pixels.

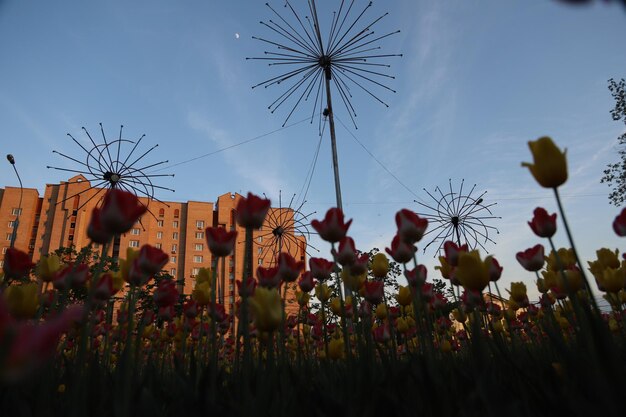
[
  {"left": 256, "top": 265, "right": 281, "bottom": 288},
  {"left": 443, "top": 241, "right": 468, "bottom": 267},
  {"left": 385, "top": 235, "right": 416, "bottom": 264},
  {"left": 487, "top": 256, "right": 503, "bottom": 282},
  {"left": 87, "top": 207, "right": 113, "bottom": 244},
  {"left": 311, "top": 208, "right": 352, "bottom": 243},
  {"left": 350, "top": 253, "right": 369, "bottom": 276},
  {"left": 516, "top": 244, "right": 545, "bottom": 272},
  {"left": 93, "top": 273, "right": 115, "bottom": 301},
  {"left": 3, "top": 248, "right": 35, "bottom": 280},
  {"left": 137, "top": 244, "right": 169, "bottom": 276},
  {"left": 395, "top": 209, "right": 428, "bottom": 244},
  {"left": 183, "top": 300, "right": 198, "bottom": 318},
  {"left": 362, "top": 281, "right": 384, "bottom": 304},
  {"left": 528, "top": 207, "right": 557, "bottom": 238},
  {"left": 297, "top": 271, "right": 316, "bottom": 293},
  {"left": 99, "top": 189, "right": 147, "bottom": 234},
  {"left": 333, "top": 237, "right": 357, "bottom": 266},
  {"left": 613, "top": 207, "right": 626, "bottom": 237},
  {"left": 373, "top": 324, "right": 391, "bottom": 343},
  {"left": 405, "top": 265, "right": 427, "bottom": 287},
  {"left": 309, "top": 257, "right": 334, "bottom": 281},
  {"left": 53, "top": 263, "right": 90, "bottom": 290},
  {"left": 236, "top": 278, "right": 257, "bottom": 297},
  {"left": 153, "top": 279, "right": 179, "bottom": 307},
  {"left": 235, "top": 192, "right": 271, "bottom": 229},
  {"left": 276, "top": 252, "right": 304, "bottom": 283},
  {"left": 205, "top": 226, "right": 237, "bottom": 257}
]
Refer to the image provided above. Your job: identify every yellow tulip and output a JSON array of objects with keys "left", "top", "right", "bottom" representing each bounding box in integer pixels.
[
  {"left": 508, "top": 282, "right": 527, "bottom": 304},
  {"left": 329, "top": 297, "right": 343, "bottom": 316},
  {"left": 315, "top": 283, "right": 332, "bottom": 303},
  {"left": 119, "top": 248, "right": 140, "bottom": 282},
  {"left": 546, "top": 248, "right": 576, "bottom": 272},
  {"left": 111, "top": 271, "right": 125, "bottom": 292},
  {"left": 521, "top": 136, "right": 567, "bottom": 188},
  {"left": 4, "top": 282, "right": 40, "bottom": 318},
  {"left": 491, "top": 320, "right": 504, "bottom": 333},
  {"left": 341, "top": 269, "right": 366, "bottom": 292},
  {"left": 36, "top": 254, "right": 62, "bottom": 282},
  {"left": 328, "top": 338, "right": 344, "bottom": 360},
  {"left": 296, "top": 291, "right": 310, "bottom": 307},
  {"left": 536, "top": 277, "right": 548, "bottom": 294},
  {"left": 371, "top": 253, "right": 389, "bottom": 278},
  {"left": 249, "top": 287, "right": 283, "bottom": 332},
  {"left": 396, "top": 317, "right": 409, "bottom": 333},
  {"left": 440, "top": 339, "right": 452, "bottom": 353},
  {"left": 375, "top": 303, "right": 388, "bottom": 320},
  {"left": 192, "top": 281, "right": 212, "bottom": 305},
  {"left": 435, "top": 256, "right": 452, "bottom": 280},
  {"left": 196, "top": 267, "right": 213, "bottom": 285},
  {"left": 599, "top": 267, "right": 626, "bottom": 293},
  {"left": 455, "top": 251, "right": 490, "bottom": 292},
  {"left": 396, "top": 285, "right": 412, "bottom": 307}
]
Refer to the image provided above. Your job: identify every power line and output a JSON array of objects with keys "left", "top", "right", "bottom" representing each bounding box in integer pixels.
[{"left": 151, "top": 117, "right": 310, "bottom": 173}]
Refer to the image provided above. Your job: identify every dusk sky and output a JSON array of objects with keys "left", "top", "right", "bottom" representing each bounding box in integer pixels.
[{"left": 1, "top": 0, "right": 625, "bottom": 303}]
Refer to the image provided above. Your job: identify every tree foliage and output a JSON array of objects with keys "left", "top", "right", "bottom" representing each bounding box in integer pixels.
[{"left": 601, "top": 78, "right": 626, "bottom": 206}]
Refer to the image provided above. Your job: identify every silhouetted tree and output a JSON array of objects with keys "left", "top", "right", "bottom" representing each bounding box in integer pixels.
[{"left": 601, "top": 78, "right": 626, "bottom": 206}]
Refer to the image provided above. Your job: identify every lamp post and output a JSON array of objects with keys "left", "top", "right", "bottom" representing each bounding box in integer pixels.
[{"left": 7, "top": 154, "right": 23, "bottom": 249}]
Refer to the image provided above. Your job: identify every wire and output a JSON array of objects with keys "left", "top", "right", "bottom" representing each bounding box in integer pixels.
[
  {"left": 151, "top": 117, "right": 310, "bottom": 173},
  {"left": 335, "top": 115, "right": 424, "bottom": 202},
  {"left": 295, "top": 117, "right": 326, "bottom": 209}
]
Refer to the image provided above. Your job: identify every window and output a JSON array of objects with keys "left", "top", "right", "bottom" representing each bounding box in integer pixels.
[
  {"left": 173, "top": 221, "right": 179, "bottom": 228},
  {"left": 7, "top": 221, "right": 15, "bottom": 228},
  {"left": 171, "top": 244, "right": 177, "bottom": 253},
  {"left": 70, "top": 223, "right": 76, "bottom": 229},
  {"left": 229, "top": 284, "right": 234, "bottom": 291},
  {"left": 72, "top": 210, "right": 78, "bottom": 216},
  {"left": 192, "top": 267, "right": 200, "bottom": 276},
  {"left": 229, "top": 296, "right": 234, "bottom": 304},
  {"left": 157, "top": 220, "right": 164, "bottom": 227},
  {"left": 194, "top": 243, "right": 203, "bottom": 251},
  {"left": 11, "top": 208, "right": 22, "bottom": 216},
  {"left": 159, "top": 208, "right": 165, "bottom": 217},
  {"left": 68, "top": 235, "right": 74, "bottom": 241},
  {"left": 229, "top": 259, "right": 234, "bottom": 267},
  {"left": 155, "top": 243, "right": 162, "bottom": 249},
  {"left": 130, "top": 228, "right": 140, "bottom": 235},
  {"left": 6, "top": 233, "right": 12, "bottom": 241},
  {"left": 171, "top": 256, "right": 177, "bottom": 263},
  {"left": 258, "top": 259, "right": 263, "bottom": 265},
  {"left": 193, "top": 255, "right": 203, "bottom": 263},
  {"left": 172, "top": 232, "right": 179, "bottom": 240},
  {"left": 174, "top": 209, "right": 180, "bottom": 218},
  {"left": 0, "top": 261, "right": 3, "bottom": 268},
  {"left": 156, "top": 232, "right": 163, "bottom": 239},
  {"left": 170, "top": 268, "right": 176, "bottom": 276},
  {"left": 257, "top": 247, "right": 262, "bottom": 255},
  {"left": 258, "top": 236, "right": 263, "bottom": 243},
  {"left": 229, "top": 273, "right": 234, "bottom": 281},
  {"left": 196, "top": 220, "right": 204, "bottom": 228},
  {"left": 195, "top": 231, "right": 204, "bottom": 239},
  {"left": 129, "top": 240, "right": 139, "bottom": 248},
  {"left": 2, "top": 247, "right": 7, "bottom": 254}
]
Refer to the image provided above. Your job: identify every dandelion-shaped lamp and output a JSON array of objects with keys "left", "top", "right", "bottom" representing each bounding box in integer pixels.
[
  {"left": 47, "top": 124, "right": 174, "bottom": 255},
  {"left": 415, "top": 179, "right": 501, "bottom": 257},
  {"left": 248, "top": 0, "right": 401, "bottom": 209}
]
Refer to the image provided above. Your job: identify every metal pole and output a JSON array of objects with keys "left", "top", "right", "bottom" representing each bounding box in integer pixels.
[
  {"left": 7, "top": 154, "right": 23, "bottom": 249},
  {"left": 324, "top": 69, "right": 343, "bottom": 211}
]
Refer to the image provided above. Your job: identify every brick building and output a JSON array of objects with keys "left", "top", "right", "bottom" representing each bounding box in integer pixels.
[{"left": 0, "top": 175, "right": 307, "bottom": 315}]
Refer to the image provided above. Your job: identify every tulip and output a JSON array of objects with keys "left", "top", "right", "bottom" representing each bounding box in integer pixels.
[
  {"left": 196, "top": 267, "right": 213, "bottom": 285},
  {"left": 314, "top": 283, "right": 332, "bottom": 302},
  {"left": 296, "top": 291, "right": 310, "bottom": 307},
  {"left": 396, "top": 285, "right": 412, "bottom": 307},
  {"left": 235, "top": 192, "right": 271, "bottom": 229},
  {"left": 4, "top": 283, "right": 39, "bottom": 319},
  {"left": 598, "top": 267, "right": 626, "bottom": 293},
  {"left": 435, "top": 256, "right": 452, "bottom": 280},
  {"left": 87, "top": 207, "right": 113, "bottom": 244},
  {"left": 205, "top": 226, "right": 237, "bottom": 257},
  {"left": 443, "top": 241, "right": 468, "bottom": 267},
  {"left": 256, "top": 265, "right": 281, "bottom": 288},
  {"left": 341, "top": 269, "right": 366, "bottom": 292},
  {"left": 249, "top": 287, "right": 282, "bottom": 332},
  {"left": 276, "top": 252, "right": 304, "bottom": 283},
  {"left": 375, "top": 303, "right": 388, "bottom": 320},
  {"left": 521, "top": 136, "right": 568, "bottom": 188},
  {"left": 516, "top": 244, "right": 545, "bottom": 272},
  {"left": 350, "top": 253, "right": 369, "bottom": 276},
  {"left": 546, "top": 248, "right": 576, "bottom": 272},
  {"left": 528, "top": 207, "right": 557, "bottom": 238},
  {"left": 99, "top": 189, "right": 147, "bottom": 234},
  {"left": 192, "top": 281, "right": 212, "bottom": 305},
  {"left": 362, "top": 280, "right": 384, "bottom": 304},
  {"left": 3, "top": 248, "right": 35, "bottom": 280},
  {"left": 385, "top": 234, "right": 417, "bottom": 264},
  {"left": 371, "top": 253, "right": 389, "bottom": 278},
  {"left": 405, "top": 264, "right": 427, "bottom": 288},
  {"left": 373, "top": 324, "right": 391, "bottom": 343},
  {"left": 309, "top": 257, "right": 334, "bottom": 281},
  {"left": 153, "top": 279, "right": 179, "bottom": 307},
  {"left": 328, "top": 338, "right": 344, "bottom": 360},
  {"left": 333, "top": 237, "right": 357, "bottom": 266},
  {"left": 454, "top": 251, "right": 491, "bottom": 292},
  {"left": 137, "top": 244, "right": 169, "bottom": 276},
  {"left": 236, "top": 278, "right": 257, "bottom": 297},
  {"left": 53, "top": 263, "right": 90, "bottom": 290},
  {"left": 486, "top": 256, "right": 503, "bottom": 282},
  {"left": 298, "top": 271, "right": 316, "bottom": 293},
  {"left": 311, "top": 208, "right": 352, "bottom": 243},
  {"left": 93, "top": 273, "right": 116, "bottom": 301},
  {"left": 508, "top": 282, "right": 528, "bottom": 305},
  {"left": 613, "top": 208, "right": 626, "bottom": 237},
  {"left": 36, "top": 254, "right": 62, "bottom": 283},
  {"left": 395, "top": 209, "right": 428, "bottom": 244}
]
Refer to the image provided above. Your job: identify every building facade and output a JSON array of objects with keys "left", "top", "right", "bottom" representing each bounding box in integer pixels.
[{"left": 0, "top": 175, "right": 307, "bottom": 316}]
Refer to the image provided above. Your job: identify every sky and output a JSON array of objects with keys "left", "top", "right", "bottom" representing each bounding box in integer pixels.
[{"left": 1, "top": 0, "right": 625, "bottom": 304}]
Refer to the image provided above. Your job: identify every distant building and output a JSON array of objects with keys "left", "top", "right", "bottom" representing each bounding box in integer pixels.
[{"left": 0, "top": 175, "right": 307, "bottom": 316}]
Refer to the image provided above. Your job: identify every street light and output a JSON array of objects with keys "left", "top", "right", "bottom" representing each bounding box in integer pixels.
[{"left": 7, "top": 154, "right": 23, "bottom": 248}]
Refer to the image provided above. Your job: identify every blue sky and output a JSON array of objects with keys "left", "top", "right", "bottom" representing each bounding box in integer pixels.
[{"left": 1, "top": 0, "right": 625, "bottom": 302}]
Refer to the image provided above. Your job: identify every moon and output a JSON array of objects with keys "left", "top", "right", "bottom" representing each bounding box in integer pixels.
[{"left": 235, "top": 33, "right": 240, "bottom": 39}]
